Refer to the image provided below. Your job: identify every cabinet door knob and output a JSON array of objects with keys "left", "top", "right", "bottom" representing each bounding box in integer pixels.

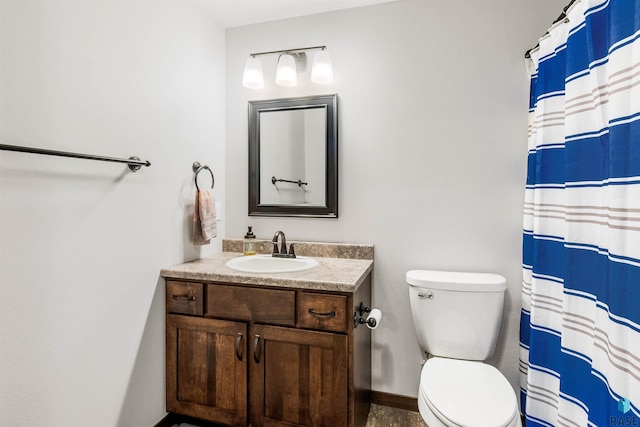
[
  {"left": 253, "top": 334, "right": 261, "bottom": 363},
  {"left": 235, "top": 333, "right": 244, "bottom": 361}
]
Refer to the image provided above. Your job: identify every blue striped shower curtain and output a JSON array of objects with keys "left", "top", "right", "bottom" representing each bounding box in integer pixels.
[{"left": 520, "top": 0, "right": 640, "bottom": 426}]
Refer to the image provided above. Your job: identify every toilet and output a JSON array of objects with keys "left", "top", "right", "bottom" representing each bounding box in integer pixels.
[{"left": 406, "top": 270, "right": 521, "bottom": 427}]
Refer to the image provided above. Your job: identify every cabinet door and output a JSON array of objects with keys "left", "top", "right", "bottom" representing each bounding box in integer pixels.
[
  {"left": 167, "top": 314, "right": 247, "bottom": 426},
  {"left": 250, "top": 325, "right": 348, "bottom": 427}
]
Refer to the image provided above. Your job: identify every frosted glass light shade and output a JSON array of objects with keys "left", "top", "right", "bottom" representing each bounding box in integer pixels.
[
  {"left": 275, "top": 54, "right": 297, "bottom": 87},
  {"left": 243, "top": 57, "right": 264, "bottom": 89},
  {"left": 311, "top": 50, "right": 333, "bottom": 84}
]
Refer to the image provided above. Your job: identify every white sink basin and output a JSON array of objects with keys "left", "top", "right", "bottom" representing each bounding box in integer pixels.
[{"left": 225, "top": 254, "right": 318, "bottom": 273}]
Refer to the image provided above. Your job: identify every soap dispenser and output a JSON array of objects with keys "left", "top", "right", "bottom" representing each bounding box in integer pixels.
[{"left": 243, "top": 226, "right": 257, "bottom": 256}]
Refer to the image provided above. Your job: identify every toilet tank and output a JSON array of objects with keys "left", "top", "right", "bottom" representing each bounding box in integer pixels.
[{"left": 406, "top": 270, "right": 506, "bottom": 361}]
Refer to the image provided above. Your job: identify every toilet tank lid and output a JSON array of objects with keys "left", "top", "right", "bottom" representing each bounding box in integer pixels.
[{"left": 406, "top": 270, "right": 506, "bottom": 292}]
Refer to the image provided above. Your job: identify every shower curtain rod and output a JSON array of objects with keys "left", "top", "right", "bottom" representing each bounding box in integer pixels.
[
  {"left": 0, "top": 143, "right": 151, "bottom": 172},
  {"left": 524, "top": 0, "right": 579, "bottom": 59}
]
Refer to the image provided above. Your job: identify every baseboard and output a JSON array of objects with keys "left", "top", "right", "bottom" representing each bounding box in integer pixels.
[
  {"left": 153, "top": 412, "right": 225, "bottom": 427},
  {"left": 371, "top": 390, "right": 419, "bottom": 412},
  {"left": 154, "top": 413, "right": 179, "bottom": 427},
  {"left": 157, "top": 398, "right": 524, "bottom": 426}
]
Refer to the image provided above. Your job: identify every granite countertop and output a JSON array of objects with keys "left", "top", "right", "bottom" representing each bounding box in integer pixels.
[{"left": 161, "top": 251, "right": 373, "bottom": 293}]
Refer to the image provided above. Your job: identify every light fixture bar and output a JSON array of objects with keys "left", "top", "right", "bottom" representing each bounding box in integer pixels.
[
  {"left": 249, "top": 45, "right": 326, "bottom": 58},
  {"left": 243, "top": 45, "right": 332, "bottom": 89}
]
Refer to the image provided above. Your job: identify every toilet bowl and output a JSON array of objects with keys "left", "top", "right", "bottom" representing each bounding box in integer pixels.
[
  {"left": 406, "top": 270, "right": 521, "bottom": 427},
  {"left": 418, "top": 358, "right": 521, "bottom": 427}
]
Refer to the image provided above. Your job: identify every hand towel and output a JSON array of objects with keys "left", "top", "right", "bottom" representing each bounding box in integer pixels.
[
  {"left": 199, "top": 189, "right": 217, "bottom": 241},
  {"left": 193, "top": 189, "right": 217, "bottom": 245}
]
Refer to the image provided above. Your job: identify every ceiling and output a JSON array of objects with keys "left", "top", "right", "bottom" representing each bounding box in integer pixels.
[{"left": 194, "top": 0, "right": 400, "bottom": 28}]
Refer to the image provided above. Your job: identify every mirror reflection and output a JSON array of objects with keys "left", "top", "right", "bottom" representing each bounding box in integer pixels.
[
  {"left": 249, "top": 94, "right": 338, "bottom": 217},
  {"left": 260, "top": 108, "right": 326, "bottom": 206}
]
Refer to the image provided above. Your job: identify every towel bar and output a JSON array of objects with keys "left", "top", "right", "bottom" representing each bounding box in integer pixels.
[
  {"left": 271, "top": 176, "right": 307, "bottom": 187},
  {"left": 0, "top": 143, "right": 150, "bottom": 172}
]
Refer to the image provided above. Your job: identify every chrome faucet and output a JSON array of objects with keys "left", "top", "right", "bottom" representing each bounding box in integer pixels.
[{"left": 271, "top": 230, "right": 297, "bottom": 258}]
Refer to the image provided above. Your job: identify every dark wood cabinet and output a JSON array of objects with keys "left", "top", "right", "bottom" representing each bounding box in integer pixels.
[
  {"left": 250, "top": 325, "right": 348, "bottom": 427},
  {"left": 164, "top": 276, "right": 371, "bottom": 427},
  {"left": 166, "top": 315, "right": 247, "bottom": 426}
]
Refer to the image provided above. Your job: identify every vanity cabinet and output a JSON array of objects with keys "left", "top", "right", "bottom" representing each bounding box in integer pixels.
[
  {"left": 166, "top": 315, "right": 247, "bottom": 425},
  {"left": 165, "top": 276, "right": 371, "bottom": 427},
  {"left": 250, "top": 325, "right": 348, "bottom": 427}
]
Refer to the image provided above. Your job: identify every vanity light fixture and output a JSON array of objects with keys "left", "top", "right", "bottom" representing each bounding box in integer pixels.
[
  {"left": 275, "top": 54, "right": 298, "bottom": 86},
  {"left": 242, "top": 46, "right": 333, "bottom": 89},
  {"left": 242, "top": 56, "right": 264, "bottom": 89},
  {"left": 310, "top": 49, "right": 333, "bottom": 84}
]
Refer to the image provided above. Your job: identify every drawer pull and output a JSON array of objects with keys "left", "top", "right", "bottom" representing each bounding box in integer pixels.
[
  {"left": 172, "top": 295, "right": 196, "bottom": 301},
  {"left": 253, "top": 334, "right": 261, "bottom": 363},
  {"left": 308, "top": 308, "right": 337, "bottom": 317},
  {"left": 235, "top": 333, "right": 243, "bottom": 361}
]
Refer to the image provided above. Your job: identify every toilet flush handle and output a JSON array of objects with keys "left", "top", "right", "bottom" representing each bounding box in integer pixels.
[{"left": 418, "top": 291, "right": 434, "bottom": 300}]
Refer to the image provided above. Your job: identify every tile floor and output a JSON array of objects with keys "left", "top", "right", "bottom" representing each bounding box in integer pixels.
[
  {"left": 366, "top": 403, "right": 427, "bottom": 427},
  {"left": 172, "top": 404, "right": 427, "bottom": 427}
]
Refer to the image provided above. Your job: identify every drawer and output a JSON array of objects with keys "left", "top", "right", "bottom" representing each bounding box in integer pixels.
[
  {"left": 297, "top": 292, "right": 348, "bottom": 333},
  {"left": 166, "top": 281, "right": 203, "bottom": 315},
  {"left": 206, "top": 284, "right": 295, "bottom": 326}
]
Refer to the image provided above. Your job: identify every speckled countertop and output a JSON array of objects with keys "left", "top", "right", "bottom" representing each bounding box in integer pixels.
[{"left": 161, "top": 240, "right": 374, "bottom": 293}]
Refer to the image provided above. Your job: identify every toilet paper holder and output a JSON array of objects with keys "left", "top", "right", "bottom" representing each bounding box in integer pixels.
[{"left": 354, "top": 302, "right": 377, "bottom": 328}]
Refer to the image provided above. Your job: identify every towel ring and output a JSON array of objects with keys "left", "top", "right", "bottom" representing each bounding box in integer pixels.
[{"left": 193, "top": 162, "right": 214, "bottom": 191}]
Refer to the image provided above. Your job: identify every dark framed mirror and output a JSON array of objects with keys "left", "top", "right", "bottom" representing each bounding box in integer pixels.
[{"left": 248, "top": 94, "right": 338, "bottom": 217}]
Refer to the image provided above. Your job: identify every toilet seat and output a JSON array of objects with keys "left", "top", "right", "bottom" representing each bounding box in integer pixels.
[{"left": 420, "top": 357, "right": 518, "bottom": 427}]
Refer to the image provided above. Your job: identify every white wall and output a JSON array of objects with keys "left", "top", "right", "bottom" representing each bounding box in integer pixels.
[
  {"left": 0, "top": 1, "right": 225, "bottom": 426},
  {"left": 226, "top": 0, "right": 565, "bottom": 398}
]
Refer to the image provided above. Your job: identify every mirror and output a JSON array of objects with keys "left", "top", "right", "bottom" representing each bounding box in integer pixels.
[{"left": 249, "top": 94, "right": 338, "bottom": 217}]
